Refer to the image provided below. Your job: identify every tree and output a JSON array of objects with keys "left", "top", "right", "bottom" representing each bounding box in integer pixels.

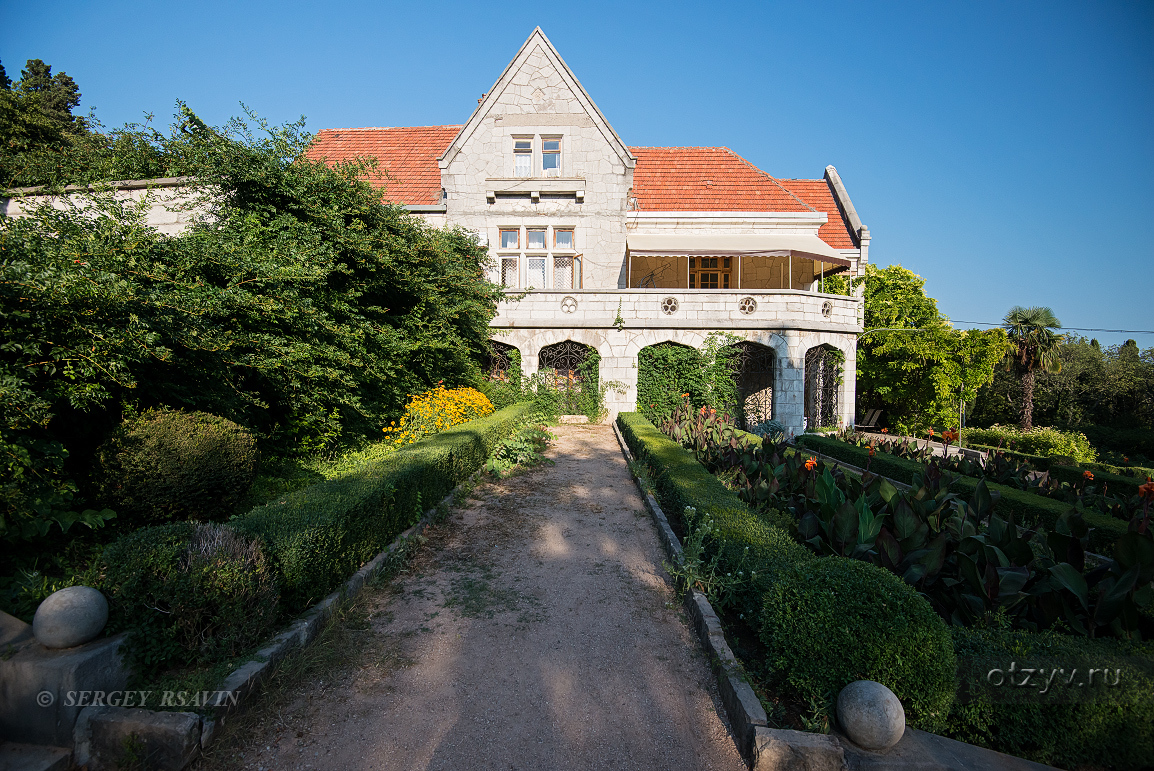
[
  {"left": 1002, "top": 306, "right": 1063, "bottom": 431},
  {"left": 0, "top": 58, "right": 92, "bottom": 187},
  {"left": 17, "top": 60, "right": 84, "bottom": 130},
  {"left": 832, "top": 265, "right": 1010, "bottom": 433}
]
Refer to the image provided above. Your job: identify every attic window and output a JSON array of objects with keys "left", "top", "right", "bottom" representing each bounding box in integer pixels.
[
  {"left": 542, "top": 137, "right": 561, "bottom": 177},
  {"left": 514, "top": 137, "right": 532, "bottom": 177}
]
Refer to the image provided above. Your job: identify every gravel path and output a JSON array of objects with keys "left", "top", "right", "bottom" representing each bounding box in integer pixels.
[{"left": 212, "top": 424, "right": 744, "bottom": 770}]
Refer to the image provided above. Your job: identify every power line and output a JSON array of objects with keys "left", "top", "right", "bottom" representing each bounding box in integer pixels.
[{"left": 951, "top": 321, "right": 1154, "bottom": 335}]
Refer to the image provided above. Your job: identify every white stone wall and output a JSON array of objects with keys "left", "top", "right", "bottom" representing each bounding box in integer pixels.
[
  {"left": 440, "top": 39, "right": 633, "bottom": 291},
  {"left": 1, "top": 180, "right": 205, "bottom": 237}
]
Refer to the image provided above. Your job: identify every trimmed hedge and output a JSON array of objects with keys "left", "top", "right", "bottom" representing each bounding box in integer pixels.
[
  {"left": 233, "top": 402, "right": 532, "bottom": 613},
  {"left": 1049, "top": 464, "right": 1143, "bottom": 498},
  {"left": 964, "top": 443, "right": 1053, "bottom": 470},
  {"left": 948, "top": 626, "right": 1154, "bottom": 770},
  {"left": 617, "top": 412, "right": 955, "bottom": 731},
  {"left": 796, "top": 435, "right": 1128, "bottom": 553},
  {"left": 763, "top": 558, "right": 955, "bottom": 732}
]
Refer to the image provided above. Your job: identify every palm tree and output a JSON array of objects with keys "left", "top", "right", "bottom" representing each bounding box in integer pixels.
[{"left": 1002, "top": 306, "right": 1063, "bottom": 430}]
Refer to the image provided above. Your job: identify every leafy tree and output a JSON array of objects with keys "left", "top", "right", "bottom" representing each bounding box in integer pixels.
[
  {"left": 17, "top": 60, "right": 84, "bottom": 130},
  {"left": 831, "top": 265, "right": 1009, "bottom": 433},
  {"left": 1002, "top": 306, "right": 1063, "bottom": 431},
  {"left": 0, "top": 58, "right": 92, "bottom": 187},
  {"left": 0, "top": 105, "right": 503, "bottom": 546}
]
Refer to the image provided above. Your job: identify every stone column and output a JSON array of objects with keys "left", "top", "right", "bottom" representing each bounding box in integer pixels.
[
  {"left": 597, "top": 329, "right": 638, "bottom": 422},
  {"left": 775, "top": 331, "right": 806, "bottom": 437},
  {"left": 841, "top": 336, "right": 858, "bottom": 429}
]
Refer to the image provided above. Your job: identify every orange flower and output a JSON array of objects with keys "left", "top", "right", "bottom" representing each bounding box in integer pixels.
[
  {"left": 1140, "top": 479, "right": 1154, "bottom": 500},
  {"left": 681, "top": 393, "right": 690, "bottom": 398},
  {"left": 880, "top": 428, "right": 889, "bottom": 434},
  {"left": 942, "top": 430, "right": 959, "bottom": 443},
  {"left": 927, "top": 429, "right": 935, "bottom": 438},
  {"left": 1123, "top": 456, "right": 1130, "bottom": 463},
  {"left": 869, "top": 447, "right": 876, "bottom": 457},
  {"left": 1082, "top": 470, "right": 1094, "bottom": 481},
  {"left": 804, "top": 458, "right": 817, "bottom": 471}
]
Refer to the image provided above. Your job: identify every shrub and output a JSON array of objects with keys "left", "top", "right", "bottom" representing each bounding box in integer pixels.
[
  {"left": 93, "top": 521, "right": 278, "bottom": 675},
  {"left": 947, "top": 626, "right": 1154, "bottom": 770},
  {"left": 380, "top": 384, "right": 494, "bottom": 446},
  {"left": 1080, "top": 425, "right": 1154, "bottom": 461},
  {"left": 1049, "top": 464, "right": 1144, "bottom": 498},
  {"left": 761, "top": 557, "right": 956, "bottom": 732},
  {"left": 962, "top": 425, "right": 1096, "bottom": 463},
  {"left": 235, "top": 403, "right": 531, "bottom": 612},
  {"left": 96, "top": 410, "right": 258, "bottom": 528}
]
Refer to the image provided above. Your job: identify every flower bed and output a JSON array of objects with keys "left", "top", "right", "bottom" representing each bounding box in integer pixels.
[{"left": 634, "top": 410, "right": 1154, "bottom": 769}]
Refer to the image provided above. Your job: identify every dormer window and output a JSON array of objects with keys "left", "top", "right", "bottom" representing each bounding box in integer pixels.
[
  {"left": 542, "top": 137, "right": 561, "bottom": 177},
  {"left": 514, "top": 137, "right": 533, "bottom": 177}
]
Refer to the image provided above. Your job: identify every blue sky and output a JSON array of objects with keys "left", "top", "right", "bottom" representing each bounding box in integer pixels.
[{"left": 4, "top": 0, "right": 1151, "bottom": 345}]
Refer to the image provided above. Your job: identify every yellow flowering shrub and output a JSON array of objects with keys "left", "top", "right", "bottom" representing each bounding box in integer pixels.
[{"left": 382, "top": 384, "right": 494, "bottom": 446}]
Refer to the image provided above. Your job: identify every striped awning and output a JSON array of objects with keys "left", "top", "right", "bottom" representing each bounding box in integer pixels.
[{"left": 626, "top": 233, "right": 852, "bottom": 267}]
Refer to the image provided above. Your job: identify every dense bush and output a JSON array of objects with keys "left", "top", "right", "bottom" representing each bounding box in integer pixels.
[
  {"left": 95, "top": 410, "right": 257, "bottom": 528},
  {"left": 761, "top": 557, "right": 956, "bottom": 732},
  {"left": 961, "top": 425, "right": 1096, "bottom": 463},
  {"left": 0, "top": 106, "right": 504, "bottom": 546},
  {"left": 947, "top": 626, "right": 1154, "bottom": 770},
  {"left": 380, "top": 384, "right": 493, "bottom": 447},
  {"left": 1081, "top": 424, "right": 1154, "bottom": 463},
  {"left": 636, "top": 333, "right": 740, "bottom": 426},
  {"left": 93, "top": 521, "right": 278, "bottom": 675},
  {"left": 234, "top": 403, "right": 531, "bottom": 612}
]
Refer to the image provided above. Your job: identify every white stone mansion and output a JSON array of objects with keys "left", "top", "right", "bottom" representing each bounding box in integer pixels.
[{"left": 308, "top": 29, "right": 867, "bottom": 431}]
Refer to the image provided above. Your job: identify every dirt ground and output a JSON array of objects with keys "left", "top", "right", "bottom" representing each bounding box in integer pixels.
[{"left": 199, "top": 424, "right": 745, "bottom": 771}]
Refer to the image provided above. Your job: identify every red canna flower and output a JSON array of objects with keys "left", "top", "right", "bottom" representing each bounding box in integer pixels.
[
  {"left": 880, "top": 428, "right": 889, "bottom": 434},
  {"left": 804, "top": 457, "right": 817, "bottom": 471},
  {"left": 1082, "top": 470, "right": 1094, "bottom": 481},
  {"left": 869, "top": 447, "right": 876, "bottom": 457},
  {"left": 1139, "top": 479, "right": 1154, "bottom": 501}
]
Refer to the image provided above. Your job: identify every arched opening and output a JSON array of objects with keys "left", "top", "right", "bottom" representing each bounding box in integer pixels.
[
  {"left": 726, "top": 341, "right": 775, "bottom": 430},
  {"left": 538, "top": 340, "right": 598, "bottom": 414},
  {"left": 483, "top": 340, "right": 520, "bottom": 382},
  {"left": 804, "top": 344, "right": 844, "bottom": 430},
  {"left": 636, "top": 341, "right": 702, "bottom": 422}
]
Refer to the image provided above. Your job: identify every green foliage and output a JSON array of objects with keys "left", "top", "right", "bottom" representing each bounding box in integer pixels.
[
  {"left": 232, "top": 403, "right": 530, "bottom": 613},
  {"left": 484, "top": 418, "right": 554, "bottom": 477},
  {"left": 0, "top": 106, "right": 504, "bottom": 549},
  {"left": 961, "top": 425, "right": 1096, "bottom": 463},
  {"left": 1002, "top": 306, "right": 1063, "bottom": 431},
  {"left": 663, "top": 505, "right": 756, "bottom": 614},
  {"left": 93, "top": 521, "right": 279, "bottom": 676},
  {"left": 95, "top": 410, "right": 258, "bottom": 529},
  {"left": 947, "top": 626, "right": 1154, "bottom": 770},
  {"left": 850, "top": 265, "right": 1010, "bottom": 433},
  {"left": 761, "top": 556, "right": 956, "bottom": 732},
  {"left": 0, "top": 58, "right": 91, "bottom": 188},
  {"left": 636, "top": 332, "right": 741, "bottom": 424}
]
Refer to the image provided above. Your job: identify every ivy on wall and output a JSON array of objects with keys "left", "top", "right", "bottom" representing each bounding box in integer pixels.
[{"left": 637, "top": 333, "right": 741, "bottom": 423}]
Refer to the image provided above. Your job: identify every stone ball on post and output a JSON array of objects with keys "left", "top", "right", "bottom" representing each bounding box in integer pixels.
[
  {"left": 837, "top": 680, "right": 906, "bottom": 751},
  {"left": 32, "top": 585, "right": 109, "bottom": 649}
]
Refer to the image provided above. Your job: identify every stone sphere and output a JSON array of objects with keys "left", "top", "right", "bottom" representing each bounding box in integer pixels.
[
  {"left": 33, "top": 586, "right": 109, "bottom": 649},
  {"left": 837, "top": 680, "right": 906, "bottom": 751}
]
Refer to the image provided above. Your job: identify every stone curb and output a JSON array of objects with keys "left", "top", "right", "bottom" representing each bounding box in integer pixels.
[
  {"left": 75, "top": 471, "right": 483, "bottom": 770},
  {"left": 611, "top": 421, "right": 769, "bottom": 766}
]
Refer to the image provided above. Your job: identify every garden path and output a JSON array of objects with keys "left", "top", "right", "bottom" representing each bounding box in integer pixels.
[{"left": 201, "top": 424, "right": 744, "bottom": 771}]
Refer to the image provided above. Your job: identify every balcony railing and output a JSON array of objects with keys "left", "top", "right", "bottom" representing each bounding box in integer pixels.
[{"left": 492, "top": 289, "right": 863, "bottom": 332}]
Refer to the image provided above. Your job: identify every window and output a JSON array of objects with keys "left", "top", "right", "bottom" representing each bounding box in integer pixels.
[
  {"left": 501, "top": 258, "right": 518, "bottom": 288},
  {"left": 526, "top": 258, "right": 546, "bottom": 289},
  {"left": 689, "top": 256, "right": 731, "bottom": 289},
  {"left": 500, "top": 229, "right": 519, "bottom": 249},
  {"left": 542, "top": 137, "right": 561, "bottom": 177},
  {"left": 554, "top": 228, "right": 574, "bottom": 250},
  {"left": 553, "top": 256, "right": 576, "bottom": 289},
  {"left": 526, "top": 229, "right": 547, "bottom": 250},
  {"left": 514, "top": 137, "right": 532, "bottom": 177}
]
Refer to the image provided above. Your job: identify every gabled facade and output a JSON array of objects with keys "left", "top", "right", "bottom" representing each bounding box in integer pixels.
[{"left": 308, "top": 28, "right": 868, "bottom": 432}]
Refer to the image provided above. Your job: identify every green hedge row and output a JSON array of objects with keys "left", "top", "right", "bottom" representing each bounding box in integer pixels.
[
  {"left": 234, "top": 402, "right": 532, "bottom": 612},
  {"left": 947, "top": 627, "right": 1154, "bottom": 769},
  {"left": 965, "top": 445, "right": 1153, "bottom": 489},
  {"left": 796, "top": 435, "right": 1127, "bottom": 553},
  {"left": 617, "top": 412, "right": 956, "bottom": 731},
  {"left": 1049, "top": 464, "right": 1144, "bottom": 498},
  {"left": 964, "top": 443, "right": 1053, "bottom": 470}
]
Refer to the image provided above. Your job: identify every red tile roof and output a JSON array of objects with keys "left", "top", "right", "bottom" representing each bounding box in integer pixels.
[
  {"left": 777, "top": 179, "right": 858, "bottom": 249},
  {"left": 306, "top": 125, "right": 460, "bottom": 206},
  {"left": 305, "top": 129, "right": 858, "bottom": 249},
  {"left": 629, "top": 146, "right": 814, "bottom": 213}
]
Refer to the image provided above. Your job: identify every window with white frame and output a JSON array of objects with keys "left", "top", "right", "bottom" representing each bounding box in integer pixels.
[
  {"left": 494, "top": 225, "right": 579, "bottom": 290},
  {"left": 513, "top": 137, "right": 533, "bottom": 178},
  {"left": 542, "top": 137, "right": 561, "bottom": 177}
]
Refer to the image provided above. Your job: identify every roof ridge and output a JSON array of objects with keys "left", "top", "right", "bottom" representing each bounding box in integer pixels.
[{"left": 721, "top": 148, "right": 817, "bottom": 214}]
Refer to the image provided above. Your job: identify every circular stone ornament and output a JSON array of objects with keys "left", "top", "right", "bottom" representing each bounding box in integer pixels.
[
  {"left": 821, "top": 299, "right": 834, "bottom": 318},
  {"left": 739, "top": 296, "right": 757, "bottom": 315},
  {"left": 837, "top": 680, "right": 906, "bottom": 751},
  {"left": 661, "top": 297, "right": 679, "bottom": 315},
  {"left": 33, "top": 586, "right": 109, "bottom": 649},
  {"left": 560, "top": 296, "right": 578, "bottom": 313}
]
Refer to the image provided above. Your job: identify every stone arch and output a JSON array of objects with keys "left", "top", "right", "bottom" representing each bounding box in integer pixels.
[
  {"left": 538, "top": 340, "right": 598, "bottom": 414},
  {"left": 725, "top": 341, "right": 776, "bottom": 430},
  {"left": 804, "top": 343, "right": 843, "bottom": 430},
  {"left": 635, "top": 340, "right": 704, "bottom": 421},
  {"left": 483, "top": 340, "right": 520, "bottom": 382}
]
